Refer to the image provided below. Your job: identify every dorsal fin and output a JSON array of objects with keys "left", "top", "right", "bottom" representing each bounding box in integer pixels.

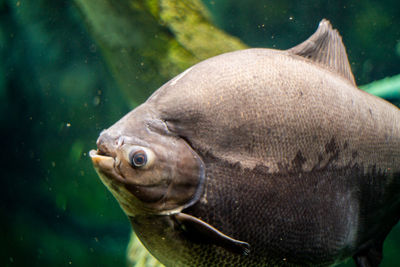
[{"left": 287, "top": 19, "right": 356, "bottom": 86}]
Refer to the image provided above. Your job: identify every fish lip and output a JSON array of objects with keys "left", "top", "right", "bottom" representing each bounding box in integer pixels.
[
  {"left": 89, "top": 149, "right": 114, "bottom": 163},
  {"left": 89, "top": 149, "right": 126, "bottom": 183},
  {"left": 89, "top": 149, "right": 107, "bottom": 158}
]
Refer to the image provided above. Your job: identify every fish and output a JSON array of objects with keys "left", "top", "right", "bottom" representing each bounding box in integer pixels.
[{"left": 89, "top": 19, "right": 400, "bottom": 266}]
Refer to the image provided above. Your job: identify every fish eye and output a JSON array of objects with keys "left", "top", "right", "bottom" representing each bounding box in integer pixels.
[{"left": 130, "top": 150, "right": 147, "bottom": 168}]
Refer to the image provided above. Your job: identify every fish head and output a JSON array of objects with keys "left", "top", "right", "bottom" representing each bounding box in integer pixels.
[{"left": 89, "top": 104, "right": 205, "bottom": 216}]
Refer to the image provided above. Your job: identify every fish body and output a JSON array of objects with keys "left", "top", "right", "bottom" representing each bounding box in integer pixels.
[{"left": 90, "top": 20, "right": 400, "bottom": 266}]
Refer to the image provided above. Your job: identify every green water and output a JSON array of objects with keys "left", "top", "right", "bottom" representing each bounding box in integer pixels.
[{"left": 2, "top": 0, "right": 399, "bottom": 266}]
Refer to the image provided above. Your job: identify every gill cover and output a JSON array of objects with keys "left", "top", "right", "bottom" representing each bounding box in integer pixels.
[{"left": 119, "top": 135, "right": 206, "bottom": 214}]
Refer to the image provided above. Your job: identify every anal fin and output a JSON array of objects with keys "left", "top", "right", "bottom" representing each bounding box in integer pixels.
[{"left": 174, "top": 212, "right": 250, "bottom": 255}]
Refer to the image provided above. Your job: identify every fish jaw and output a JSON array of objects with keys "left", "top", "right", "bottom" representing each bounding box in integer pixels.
[
  {"left": 89, "top": 149, "right": 125, "bottom": 183},
  {"left": 89, "top": 149, "right": 141, "bottom": 216}
]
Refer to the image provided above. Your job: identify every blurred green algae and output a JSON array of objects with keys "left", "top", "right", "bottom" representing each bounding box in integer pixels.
[
  {"left": 361, "top": 74, "right": 400, "bottom": 100},
  {"left": 74, "top": 0, "right": 247, "bottom": 106}
]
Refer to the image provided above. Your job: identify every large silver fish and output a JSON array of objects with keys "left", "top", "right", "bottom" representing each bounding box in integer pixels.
[{"left": 90, "top": 20, "right": 400, "bottom": 266}]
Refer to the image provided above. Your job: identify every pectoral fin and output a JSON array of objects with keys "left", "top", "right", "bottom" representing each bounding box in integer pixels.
[{"left": 174, "top": 212, "right": 250, "bottom": 255}]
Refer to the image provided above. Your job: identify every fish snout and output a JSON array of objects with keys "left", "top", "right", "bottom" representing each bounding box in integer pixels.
[
  {"left": 90, "top": 132, "right": 125, "bottom": 182},
  {"left": 96, "top": 131, "right": 118, "bottom": 157}
]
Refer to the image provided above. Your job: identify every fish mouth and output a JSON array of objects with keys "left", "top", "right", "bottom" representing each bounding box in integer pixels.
[
  {"left": 89, "top": 149, "right": 114, "bottom": 168},
  {"left": 89, "top": 149, "right": 126, "bottom": 183}
]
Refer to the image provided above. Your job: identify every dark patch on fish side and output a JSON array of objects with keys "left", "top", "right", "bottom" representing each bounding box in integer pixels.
[
  {"left": 276, "top": 137, "right": 348, "bottom": 174},
  {"left": 253, "top": 164, "right": 270, "bottom": 174},
  {"left": 343, "top": 141, "right": 349, "bottom": 150},
  {"left": 325, "top": 137, "right": 339, "bottom": 154},
  {"left": 292, "top": 151, "right": 307, "bottom": 172}
]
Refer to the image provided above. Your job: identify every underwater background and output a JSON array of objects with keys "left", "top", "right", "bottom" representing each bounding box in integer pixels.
[{"left": 2, "top": 0, "right": 399, "bottom": 266}]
